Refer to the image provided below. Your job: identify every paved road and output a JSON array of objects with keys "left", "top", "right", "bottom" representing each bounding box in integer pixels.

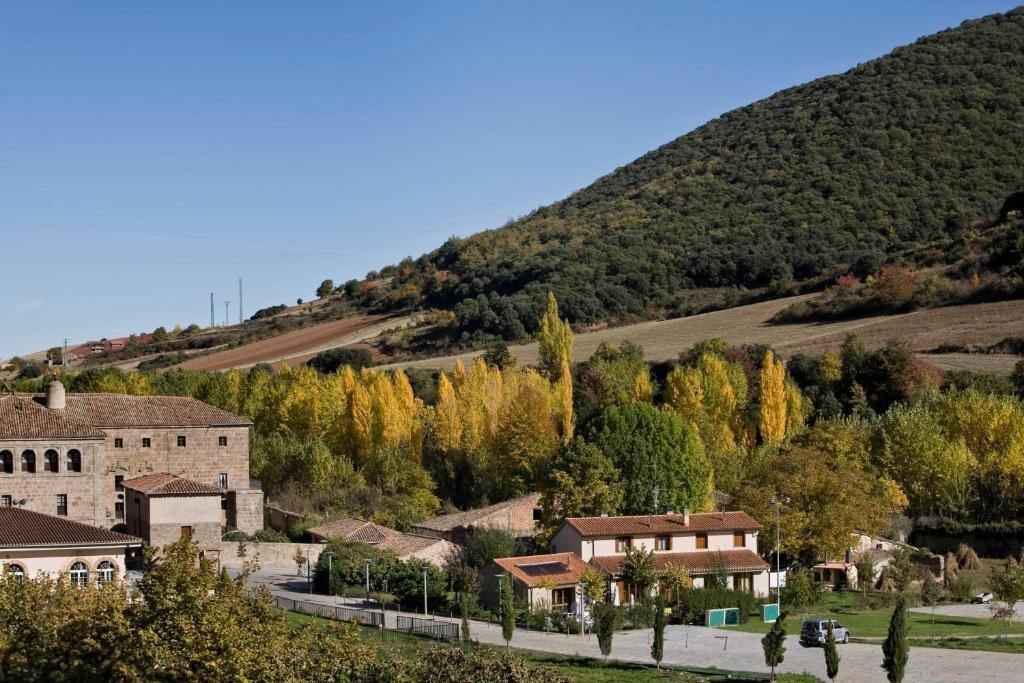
[{"left": 240, "top": 568, "right": 1024, "bottom": 682}]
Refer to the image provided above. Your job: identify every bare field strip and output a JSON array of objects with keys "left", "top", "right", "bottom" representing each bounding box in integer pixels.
[
  {"left": 380, "top": 295, "right": 1024, "bottom": 373},
  {"left": 176, "top": 314, "right": 412, "bottom": 371}
]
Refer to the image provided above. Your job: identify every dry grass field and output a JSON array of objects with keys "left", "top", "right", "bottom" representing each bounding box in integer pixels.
[
  {"left": 176, "top": 313, "right": 412, "bottom": 371},
  {"left": 380, "top": 295, "right": 1024, "bottom": 373}
]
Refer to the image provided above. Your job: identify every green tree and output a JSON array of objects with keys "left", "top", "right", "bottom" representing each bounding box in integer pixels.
[
  {"left": 1012, "top": 360, "right": 1024, "bottom": 398},
  {"left": 589, "top": 403, "right": 711, "bottom": 514},
  {"left": 651, "top": 595, "right": 666, "bottom": 669},
  {"left": 594, "top": 603, "right": 620, "bottom": 661},
  {"left": 882, "top": 596, "right": 909, "bottom": 683},
  {"left": 459, "top": 591, "right": 472, "bottom": 647},
  {"left": 151, "top": 326, "right": 169, "bottom": 342},
  {"left": 464, "top": 526, "right": 517, "bottom": 571},
  {"left": 783, "top": 569, "right": 825, "bottom": 618},
  {"left": 621, "top": 546, "right": 657, "bottom": 603},
  {"left": 483, "top": 343, "right": 516, "bottom": 369},
  {"left": 824, "top": 621, "right": 840, "bottom": 681},
  {"left": 580, "top": 567, "right": 607, "bottom": 605},
  {"left": 989, "top": 558, "right": 1024, "bottom": 640},
  {"left": 46, "top": 346, "right": 63, "bottom": 364},
  {"left": 317, "top": 279, "right": 335, "bottom": 298},
  {"left": 761, "top": 611, "right": 786, "bottom": 682},
  {"left": 538, "top": 438, "right": 624, "bottom": 541},
  {"left": 500, "top": 573, "right": 515, "bottom": 648}
]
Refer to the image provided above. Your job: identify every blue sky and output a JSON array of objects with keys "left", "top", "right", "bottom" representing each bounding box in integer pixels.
[{"left": 1, "top": 1, "right": 1017, "bottom": 357}]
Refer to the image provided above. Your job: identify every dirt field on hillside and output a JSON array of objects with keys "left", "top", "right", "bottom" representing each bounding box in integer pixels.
[
  {"left": 176, "top": 314, "right": 411, "bottom": 371},
  {"left": 380, "top": 295, "right": 1024, "bottom": 373}
]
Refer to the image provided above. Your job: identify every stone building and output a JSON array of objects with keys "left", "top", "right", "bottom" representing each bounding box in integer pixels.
[
  {"left": 0, "top": 382, "right": 261, "bottom": 534},
  {"left": 123, "top": 473, "right": 225, "bottom": 549},
  {"left": 411, "top": 492, "right": 543, "bottom": 545}
]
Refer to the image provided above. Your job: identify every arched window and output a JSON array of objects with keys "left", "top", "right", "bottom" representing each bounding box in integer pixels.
[
  {"left": 66, "top": 449, "right": 82, "bottom": 473},
  {"left": 6, "top": 563, "right": 25, "bottom": 582},
  {"left": 96, "top": 561, "right": 115, "bottom": 586},
  {"left": 21, "top": 450, "right": 36, "bottom": 474},
  {"left": 44, "top": 449, "right": 59, "bottom": 473},
  {"left": 0, "top": 450, "right": 12, "bottom": 474},
  {"left": 69, "top": 562, "right": 88, "bottom": 587}
]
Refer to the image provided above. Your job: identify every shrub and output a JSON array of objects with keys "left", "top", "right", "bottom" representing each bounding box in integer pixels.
[
  {"left": 625, "top": 600, "right": 655, "bottom": 629},
  {"left": 950, "top": 576, "right": 974, "bottom": 603},
  {"left": 305, "top": 347, "right": 374, "bottom": 374},
  {"left": 222, "top": 530, "right": 249, "bottom": 542},
  {"left": 253, "top": 528, "right": 290, "bottom": 543},
  {"left": 672, "top": 588, "right": 761, "bottom": 624},
  {"left": 288, "top": 519, "right": 319, "bottom": 542}
]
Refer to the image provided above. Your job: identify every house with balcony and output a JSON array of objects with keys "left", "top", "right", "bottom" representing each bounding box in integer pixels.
[{"left": 549, "top": 509, "right": 770, "bottom": 604}]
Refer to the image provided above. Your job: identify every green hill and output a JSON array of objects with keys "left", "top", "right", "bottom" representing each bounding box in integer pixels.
[{"left": 348, "top": 8, "right": 1024, "bottom": 345}]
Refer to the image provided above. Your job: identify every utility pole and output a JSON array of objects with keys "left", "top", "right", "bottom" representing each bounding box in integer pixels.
[
  {"left": 238, "top": 277, "right": 243, "bottom": 324},
  {"left": 769, "top": 497, "right": 790, "bottom": 606},
  {"left": 223, "top": 301, "right": 230, "bottom": 327},
  {"left": 210, "top": 293, "right": 215, "bottom": 328},
  {"left": 62, "top": 339, "right": 69, "bottom": 367},
  {"left": 422, "top": 566, "right": 429, "bottom": 616}
]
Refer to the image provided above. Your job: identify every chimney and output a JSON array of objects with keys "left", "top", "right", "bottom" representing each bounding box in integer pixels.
[
  {"left": 600, "top": 511, "right": 608, "bottom": 517},
  {"left": 682, "top": 509, "right": 690, "bottom": 526},
  {"left": 665, "top": 506, "right": 675, "bottom": 515},
  {"left": 46, "top": 381, "right": 66, "bottom": 410}
]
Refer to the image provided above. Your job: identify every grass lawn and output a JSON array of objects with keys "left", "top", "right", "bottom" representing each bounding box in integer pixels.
[
  {"left": 724, "top": 592, "right": 1024, "bottom": 639},
  {"left": 278, "top": 609, "right": 818, "bottom": 682},
  {"left": 912, "top": 636, "right": 1024, "bottom": 655}
]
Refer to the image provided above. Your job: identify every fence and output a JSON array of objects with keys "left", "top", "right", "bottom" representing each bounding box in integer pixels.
[{"left": 268, "top": 594, "right": 458, "bottom": 642}]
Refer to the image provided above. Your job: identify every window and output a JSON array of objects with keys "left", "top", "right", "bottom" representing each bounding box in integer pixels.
[
  {"left": 1, "top": 495, "right": 10, "bottom": 507},
  {"left": 115, "top": 501, "right": 124, "bottom": 520},
  {"left": 43, "top": 449, "right": 59, "bottom": 472},
  {"left": 6, "top": 563, "right": 25, "bottom": 582},
  {"left": 221, "top": 496, "right": 227, "bottom": 511},
  {"left": 176, "top": 436, "right": 187, "bottom": 447},
  {"left": 56, "top": 494, "right": 68, "bottom": 516},
  {"left": 114, "top": 438, "right": 123, "bottom": 448},
  {"left": 733, "top": 573, "right": 753, "bottom": 592},
  {"left": 695, "top": 533, "right": 708, "bottom": 550},
  {"left": 180, "top": 526, "right": 193, "bottom": 540},
  {"left": 114, "top": 475, "right": 124, "bottom": 491},
  {"left": 218, "top": 472, "right": 228, "bottom": 489},
  {"left": 21, "top": 450, "right": 35, "bottom": 474},
  {"left": 97, "top": 561, "right": 115, "bottom": 586},
  {"left": 0, "top": 451, "right": 11, "bottom": 474},
  {"left": 551, "top": 587, "right": 574, "bottom": 608},
  {"left": 218, "top": 436, "right": 228, "bottom": 447},
  {"left": 733, "top": 531, "right": 745, "bottom": 547},
  {"left": 615, "top": 537, "right": 631, "bottom": 553},
  {"left": 67, "top": 449, "right": 82, "bottom": 472},
  {"left": 69, "top": 561, "right": 89, "bottom": 587},
  {"left": 655, "top": 535, "right": 671, "bottom": 551},
  {"left": 142, "top": 438, "right": 151, "bottom": 448}
]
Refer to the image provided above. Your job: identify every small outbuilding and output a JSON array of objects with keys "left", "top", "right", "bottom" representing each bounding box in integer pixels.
[{"left": 122, "top": 473, "right": 224, "bottom": 549}]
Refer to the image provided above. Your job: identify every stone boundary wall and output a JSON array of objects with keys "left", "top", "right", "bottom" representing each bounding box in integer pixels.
[{"left": 216, "top": 541, "right": 325, "bottom": 569}]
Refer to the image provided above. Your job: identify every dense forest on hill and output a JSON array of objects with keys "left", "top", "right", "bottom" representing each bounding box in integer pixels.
[{"left": 338, "top": 8, "right": 1024, "bottom": 346}]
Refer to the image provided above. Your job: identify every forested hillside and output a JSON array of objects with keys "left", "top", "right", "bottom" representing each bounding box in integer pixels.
[{"left": 345, "top": 8, "right": 1024, "bottom": 345}]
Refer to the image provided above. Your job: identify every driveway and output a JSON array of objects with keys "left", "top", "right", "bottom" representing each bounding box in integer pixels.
[{"left": 239, "top": 568, "right": 1024, "bottom": 682}]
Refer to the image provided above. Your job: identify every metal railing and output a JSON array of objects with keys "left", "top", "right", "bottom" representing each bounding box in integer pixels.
[
  {"left": 395, "top": 615, "right": 460, "bottom": 641},
  {"left": 266, "top": 594, "right": 458, "bottom": 642}
]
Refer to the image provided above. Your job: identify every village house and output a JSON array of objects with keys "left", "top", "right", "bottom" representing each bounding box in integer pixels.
[
  {"left": 483, "top": 552, "right": 591, "bottom": 612},
  {"left": 411, "top": 492, "right": 542, "bottom": 545},
  {"left": 550, "top": 509, "right": 770, "bottom": 604},
  {"left": 123, "top": 473, "right": 225, "bottom": 550},
  {"left": 307, "top": 517, "right": 456, "bottom": 565},
  {"left": 0, "top": 506, "right": 142, "bottom": 584},
  {"left": 0, "top": 382, "right": 262, "bottom": 534}
]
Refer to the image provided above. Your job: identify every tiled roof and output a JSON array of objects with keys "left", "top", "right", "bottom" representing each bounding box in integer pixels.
[
  {"left": 413, "top": 493, "right": 542, "bottom": 532},
  {"left": 381, "top": 534, "right": 454, "bottom": 558},
  {"left": 60, "top": 394, "right": 250, "bottom": 428},
  {"left": 494, "top": 553, "right": 591, "bottom": 589},
  {"left": 307, "top": 518, "right": 400, "bottom": 545},
  {"left": 814, "top": 562, "right": 853, "bottom": 570},
  {"left": 0, "top": 395, "right": 107, "bottom": 440},
  {"left": 122, "top": 473, "right": 224, "bottom": 496},
  {"left": 590, "top": 549, "right": 769, "bottom": 576},
  {"left": 563, "top": 511, "right": 761, "bottom": 537},
  {"left": 0, "top": 507, "right": 141, "bottom": 548}
]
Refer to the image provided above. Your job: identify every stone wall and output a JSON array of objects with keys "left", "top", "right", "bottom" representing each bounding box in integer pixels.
[
  {"left": 229, "top": 489, "right": 264, "bottom": 535},
  {"left": 0, "top": 439, "right": 107, "bottom": 527},
  {"left": 215, "top": 541, "right": 325, "bottom": 569}
]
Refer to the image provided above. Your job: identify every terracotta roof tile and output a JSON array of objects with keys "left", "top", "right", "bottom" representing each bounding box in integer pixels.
[
  {"left": 60, "top": 394, "right": 250, "bottom": 428},
  {"left": 564, "top": 511, "right": 760, "bottom": 537},
  {"left": 307, "top": 518, "right": 400, "bottom": 545},
  {"left": 413, "top": 493, "right": 541, "bottom": 532},
  {"left": 494, "top": 553, "right": 590, "bottom": 588},
  {"left": 380, "top": 534, "right": 454, "bottom": 558},
  {"left": 122, "top": 473, "right": 223, "bottom": 496},
  {"left": 589, "top": 549, "right": 769, "bottom": 576},
  {"left": 0, "top": 507, "right": 141, "bottom": 548},
  {"left": 0, "top": 395, "right": 106, "bottom": 440}
]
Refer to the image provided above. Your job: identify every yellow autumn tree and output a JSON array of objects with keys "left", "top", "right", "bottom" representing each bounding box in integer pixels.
[
  {"left": 554, "top": 358, "right": 575, "bottom": 446},
  {"left": 758, "top": 350, "right": 787, "bottom": 445},
  {"left": 538, "top": 292, "right": 573, "bottom": 380},
  {"left": 433, "top": 372, "right": 463, "bottom": 452}
]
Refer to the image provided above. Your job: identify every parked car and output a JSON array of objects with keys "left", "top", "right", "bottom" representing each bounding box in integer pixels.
[
  {"left": 800, "top": 619, "right": 850, "bottom": 646},
  {"left": 971, "top": 592, "right": 993, "bottom": 604}
]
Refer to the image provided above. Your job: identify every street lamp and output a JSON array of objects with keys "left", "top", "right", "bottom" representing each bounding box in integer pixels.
[
  {"left": 364, "top": 558, "right": 371, "bottom": 605},
  {"left": 422, "top": 566, "right": 429, "bottom": 617},
  {"left": 324, "top": 551, "right": 335, "bottom": 597},
  {"left": 769, "top": 497, "right": 790, "bottom": 606}
]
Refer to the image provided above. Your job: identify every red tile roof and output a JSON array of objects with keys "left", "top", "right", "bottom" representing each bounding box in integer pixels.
[
  {"left": 563, "top": 511, "right": 761, "bottom": 537},
  {"left": 413, "top": 493, "right": 542, "bottom": 533},
  {"left": 0, "top": 507, "right": 141, "bottom": 548},
  {"left": 494, "top": 552, "right": 591, "bottom": 588},
  {"left": 0, "top": 395, "right": 107, "bottom": 440},
  {"left": 589, "top": 549, "right": 769, "bottom": 576},
  {"left": 122, "top": 473, "right": 223, "bottom": 496},
  {"left": 308, "top": 518, "right": 400, "bottom": 545}
]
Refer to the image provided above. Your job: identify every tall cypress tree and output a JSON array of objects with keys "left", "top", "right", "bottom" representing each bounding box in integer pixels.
[
  {"left": 594, "top": 602, "right": 620, "bottom": 661},
  {"left": 761, "top": 611, "right": 787, "bottom": 682},
  {"left": 651, "top": 596, "right": 666, "bottom": 669},
  {"left": 824, "top": 621, "right": 840, "bottom": 682},
  {"left": 882, "top": 596, "right": 909, "bottom": 682},
  {"left": 459, "top": 592, "right": 471, "bottom": 648},
  {"left": 500, "top": 574, "right": 515, "bottom": 649}
]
